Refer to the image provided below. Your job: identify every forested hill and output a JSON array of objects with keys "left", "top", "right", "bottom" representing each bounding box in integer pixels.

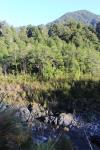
[
  {"left": 0, "top": 19, "right": 100, "bottom": 78},
  {"left": 52, "top": 10, "right": 100, "bottom": 26}
]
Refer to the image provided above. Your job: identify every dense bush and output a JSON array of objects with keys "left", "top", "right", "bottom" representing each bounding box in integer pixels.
[{"left": 0, "top": 21, "right": 100, "bottom": 79}]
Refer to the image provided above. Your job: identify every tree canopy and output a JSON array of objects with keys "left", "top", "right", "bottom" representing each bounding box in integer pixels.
[{"left": 0, "top": 21, "right": 100, "bottom": 80}]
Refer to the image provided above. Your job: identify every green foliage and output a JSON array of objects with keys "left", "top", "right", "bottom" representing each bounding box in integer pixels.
[
  {"left": 0, "top": 21, "right": 100, "bottom": 113},
  {"left": 0, "top": 21, "right": 100, "bottom": 78},
  {"left": 0, "top": 110, "right": 31, "bottom": 150},
  {"left": 33, "top": 136, "right": 73, "bottom": 150},
  {"left": 55, "top": 135, "right": 73, "bottom": 150},
  {"left": 96, "top": 22, "right": 100, "bottom": 39}
]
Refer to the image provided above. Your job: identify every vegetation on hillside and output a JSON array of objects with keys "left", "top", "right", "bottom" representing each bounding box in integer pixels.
[{"left": 0, "top": 20, "right": 100, "bottom": 112}]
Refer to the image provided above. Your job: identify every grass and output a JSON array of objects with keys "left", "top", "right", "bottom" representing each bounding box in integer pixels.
[
  {"left": 0, "top": 73, "right": 100, "bottom": 112},
  {"left": 0, "top": 109, "right": 31, "bottom": 150}
]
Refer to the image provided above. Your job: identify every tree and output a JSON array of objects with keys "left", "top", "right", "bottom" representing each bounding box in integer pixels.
[{"left": 96, "top": 22, "right": 100, "bottom": 39}]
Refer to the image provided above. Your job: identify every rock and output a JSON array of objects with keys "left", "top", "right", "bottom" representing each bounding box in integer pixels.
[
  {"left": 36, "top": 115, "right": 57, "bottom": 125},
  {"left": 31, "top": 102, "right": 46, "bottom": 118},
  {"left": 17, "top": 106, "right": 30, "bottom": 122},
  {"left": 28, "top": 103, "right": 33, "bottom": 113},
  {"left": 36, "top": 116, "right": 45, "bottom": 122},
  {"left": 0, "top": 102, "right": 31, "bottom": 123},
  {"left": 49, "top": 116, "right": 55, "bottom": 124},
  {"left": 43, "top": 113, "right": 73, "bottom": 126},
  {"left": 63, "top": 127, "right": 69, "bottom": 132},
  {"left": 54, "top": 117, "right": 58, "bottom": 125},
  {"left": 44, "top": 116, "right": 49, "bottom": 123},
  {"left": 17, "top": 102, "right": 48, "bottom": 124},
  {"left": 44, "top": 115, "right": 58, "bottom": 125},
  {"left": 0, "top": 102, "right": 10, "bottom": 112},
  {"left": 58, "top": 113, "right": 73, "bottom": 126}
]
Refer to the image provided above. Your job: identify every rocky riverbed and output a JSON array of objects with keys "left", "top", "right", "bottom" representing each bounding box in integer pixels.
[
  {"left": 30, "top": 113, "right": 100, "bottom": 150},
  {"left": 0, "top": 101, "right": 100, "bottom": 150}
]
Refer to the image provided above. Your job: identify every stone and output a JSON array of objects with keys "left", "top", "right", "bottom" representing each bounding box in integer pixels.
[
  {"left": 31, "top": 102, "right": 46, "bottom": 118},
  {"left": 0, "top": 102, "right": 10, "bottom": 112},
  {"left": 18, "top": 106, "right": 30, "bottom": 122},
  {"left": 63, "top": 127, "right": 69, "bottom": 132},
  {"left": 58, "top": 113, "right": 73, "bottom": 126}
]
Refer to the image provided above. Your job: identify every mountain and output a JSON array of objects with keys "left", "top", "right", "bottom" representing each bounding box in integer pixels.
[{"left": 52, "top": 10, "right": 100, "bottom": 26}]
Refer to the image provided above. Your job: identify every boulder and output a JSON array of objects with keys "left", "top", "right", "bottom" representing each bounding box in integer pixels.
[
  {"left": 0, "top": 102, "right": 11, "bottom": 112},
  {"left": 58, "top": 113, "right": 73, "bottom": 126},
  {"left": 17, "top": 106, "right": 30, "bottom": 122}
]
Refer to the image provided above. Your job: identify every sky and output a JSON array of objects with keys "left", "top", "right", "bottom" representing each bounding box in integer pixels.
[{"left": 0, "top": 0, "right": 100, "bottom": 27}]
